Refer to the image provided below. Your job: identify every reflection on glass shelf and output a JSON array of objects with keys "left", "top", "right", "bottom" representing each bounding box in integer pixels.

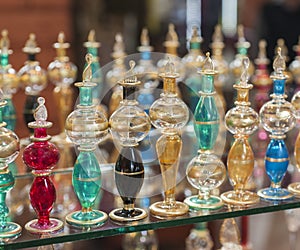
[{"left": 3, "top": 164, "right": 300, "bottom": 249}]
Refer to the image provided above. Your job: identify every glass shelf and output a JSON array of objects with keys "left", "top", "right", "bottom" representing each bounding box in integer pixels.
[{"left": 2, "top": 162, "right": 300, "bottom": 250}]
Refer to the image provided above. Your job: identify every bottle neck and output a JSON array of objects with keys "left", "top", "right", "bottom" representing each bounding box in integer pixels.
[
  {"left": 123, "top": 85, "right": 136, "bottom": 101},
  {"left": 28, "top": 53, "right": 36, "bottom": 61},
  {"left": 141, "top": 51, "right": 151, "bottom": 61},
  {"left": 0, "top": 53, "right": 8, "bottom": 67},
  {"left": 236, "top": 87, "right": 250, "bottom": 103},
  {"left": 163, "top": 77, "right": 177, "bottom": 95},
  {"left": 87, "top": 47, "right": 98, "bottom": 57},
  {"left": 79, "top": 86, "right": 93, "bottom": 106},
  {"left": 201, "top": 75, "right": 215, "bottom": 93},
  {"left": 166, "top": 46, "right": 177, "bottom": 56},
  {"left": 238, "top": 47, "right": 248, "bottom": 56},
  {"left": 273, "top": 79, "right": 285, "bottom": 96}
]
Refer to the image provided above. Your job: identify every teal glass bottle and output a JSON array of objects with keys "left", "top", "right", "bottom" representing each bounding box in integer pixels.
[
  {"left": 184, "top": 53, "right": 226, "bottom": 210},
  {"left": 65, "top": 54, "right": 108, "bottom": 227},
  {"left": 0, "top": 91, "right": 21, "bottom": 241},
  {"left": 0, "top": 30, "right": 18, "bottom": 131}
]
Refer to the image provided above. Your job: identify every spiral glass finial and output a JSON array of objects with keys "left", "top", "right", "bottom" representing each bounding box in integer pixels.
[
  {"left": 83, "top": 53, "right": 93, "bottom": 83},
  {"left": 240, "top": 57, "right": 250, "bottom": 86},
  {"left": 201, "top": 52, "right": 216, "bottom": 75},
  {"left": 34, "top": 97, "right": 47, "bottom": 123}
]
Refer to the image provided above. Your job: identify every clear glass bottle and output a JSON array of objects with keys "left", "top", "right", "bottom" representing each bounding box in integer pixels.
[{"left": 186, "top": 222, "right": 213, "bottom": 250}]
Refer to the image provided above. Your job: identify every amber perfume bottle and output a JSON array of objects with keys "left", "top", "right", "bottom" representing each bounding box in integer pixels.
[
  {"left": 221, "top": 57, "right": 260, "bottom": 206},
  {"left": 109, "top": 61, "right": 151, "bottom": 222},
  {"left": 47, "top": 31, "right": 77, "bottom": 138},
  {"left": 149, "top": 59, "right": 189, "bottom": 217}
]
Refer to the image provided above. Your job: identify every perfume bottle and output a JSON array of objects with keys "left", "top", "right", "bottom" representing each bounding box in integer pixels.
[
  {"left": 184, "top": 53, "right": 226, "bottom": 210},
  {"left": 23, "top": 97, "right": 63, "bottom": 233},
  {"left": 229, "top": 25, "right": 254, "bottom": 85},
  {"left": 65, "top": 54, "right": 108, "bottom": 227},
  {"left": 258, "top": 48, "right": 296, "bottom": 201},
  {"left": 287, "top": 78, "right": 300, "bottom": 194},
  {"left": 157, "top": 23, "right": 184, "bottom": 81},
  {"left": 149, "top": 58, "right": 189, "bottom": 218},
  {"left": 47, "top": 31, "right": 77, "bottom": 137},
  {"left": 219, "top": 218, "right": 242, "bottom": 250},
  {"left": 182, "top": 26, "right": 204, "bottom": 113},
  {"left": 106, "top": 33, "right": 127, "bottom": 116},
  {"left": 123, "top": 230, "right": 158, "bottom": 250},
  {"left": 109, "top": 60, "right": 151, "bottom": 222},
  {"left": 210, "top": 24, "right": 229, "bottom": 112},
  {"left": 0, "top": 90, "right": 21, "bottom": 241},
  {"left": 0, "top": 29, "right": 19, "bottom": 131},
  {"left": 185, "top": 222, "right": 214, "bottom": 250},
  {"left": 220, "top": 57, "right": 260, "bottom": 206},
  {"left": 18, "top": 33, "right": 47, "bottom": 135},
  {"left": 135, "top": 27, "right": 159, "bottom": 114},
  {"left": 289, "top": 36, "right": 300, "bottom": 93}
]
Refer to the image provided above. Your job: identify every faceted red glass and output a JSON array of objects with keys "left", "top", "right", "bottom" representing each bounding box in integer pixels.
[
  {"left": 23, "top": 141, "right": 60, "bottom": 171},
  {"left": 30, "top": 176, "right": 56, "bottom": 226},
  {"left": 34, "top": 128, "right": 48, "bottom": 138}
]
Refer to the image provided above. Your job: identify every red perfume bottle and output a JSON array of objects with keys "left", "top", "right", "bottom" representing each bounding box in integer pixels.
[{"left": 23, "top": 97, "right": 63, "bottom": 234}]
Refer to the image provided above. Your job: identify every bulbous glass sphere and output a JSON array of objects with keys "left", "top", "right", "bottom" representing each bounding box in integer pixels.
[
  {"left": 291, "top": 91, "right": 300, "bottom": 119},
  {"left": 109, "top": 100, "right": 151, "bottom": 146},
  {"left": 149, "top": 95, "right": 189, "bottom": 130},
  {"left": 225, "top": 106, "right": 259, "bottom": 135},
  {"left": 0, "top": 127, "right": 19, "bottom": 165},
  {"left": 186, "top": 151, "right": 226, "bottom": 194},
  {"left": 0, "top": 67, "right": 19, "bottom": 96},
  {"left": 259, "top": 97, "right": 296, "bottom": 135},
  {"left": 18, "top": 61, "right": 47, "bottom": 95},
  {"left": 65, "top": 107, "right": 108, "bottom": 146},
  {"left": 47, "top": 59, "right": 77, "bottom": 87}
]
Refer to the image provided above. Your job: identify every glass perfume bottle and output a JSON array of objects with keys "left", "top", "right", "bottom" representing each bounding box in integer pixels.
[
  {"left": 47, "top": 31, "right": 77, "bottom": 138},
  {"left": 149, "top": 59, "right": 189, "bottom": 218},
  {"left": 23, "top": 97, "right": 63, "bottom": 233},
  {"left": 258, "top": 48, "right": 296, "bottom": 201},
  {"left": 219, "top": 218, "right": 242, "bottom": 250},
  {"left": 135, "top": 27, "right": 159, "bottom": 114},
  {"left": 182, "top": 26, "right": 204, "bottom": 113},
  {"left": 123, "top": 230, "right": 158, "bottom": 250},
  {"left": 287, "top": 79, "right": 300, "bottom": 194},
  {"left": 157, "top": 23, "right": 184, "bottom": 81},
  {"left": 185, "top": 222, "right": 214, "bottom": 250},
  {"left": 220, "top": 57, "right": 260, "bottom": 206},
  {"left": 184, "top": 53, "right": 226, "bottom": 210},
  {"left": 229, "top": 25, "right": 254, "bottom": 85},
  {"left": 106, "top": 33, "right": 127, "bottom": 117},
  {"left": 210, "top": 24, "right": 229, "bottom": 112},
  {"left": 0, "top": 90, "right": 21, "bottom": 241},
  {"left": 0, "top": 29, "right": 19, "bottom": 131},
  {"left": 65, "top": 54, "right": 108, "bottom": 227},
  {"left": 289, "top": 36, "right": 300, "bottom": 94},
  {"left": 109, "top": 60, "right": 151, "bottom": 222},
  {"left": 83, "top": 29, "right": 105, "bottom": 109},
  {"left": 18, "top": 33, "right": 47, "bottom": 135}
]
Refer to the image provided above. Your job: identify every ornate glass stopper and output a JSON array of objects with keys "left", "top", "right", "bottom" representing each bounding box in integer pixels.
[
  {"left": 221, "top": 57, "right": 260, "bottom": 206},
  {"left": 18, "top": 33, "right": 47, "bottom": 136},
  {"left": 0, "top": 29, "right": 19, "bottom": 131},
  {"left": 0, "top": 90, "right": 21, "bottom": 241},
  {"left": 258, "top": 48, "right": 296, "bottom": 201},
  {"left": 109, "top": 60, "right": 151, "bottom": 222},
  {"left": 23, "top": 97, "right": 63, "bottom": 234},
  {"left": 149, "top": 58, "right": 189, "bottom": 218},
  {"left": 65, "top": 53, "right": 108, "bottom": 227},
  {"left": 184, "top": 52, "right": 226, "bottom": 210},
  {"left": 47, "top": 31, "right": 77, "bottom": 136}
]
